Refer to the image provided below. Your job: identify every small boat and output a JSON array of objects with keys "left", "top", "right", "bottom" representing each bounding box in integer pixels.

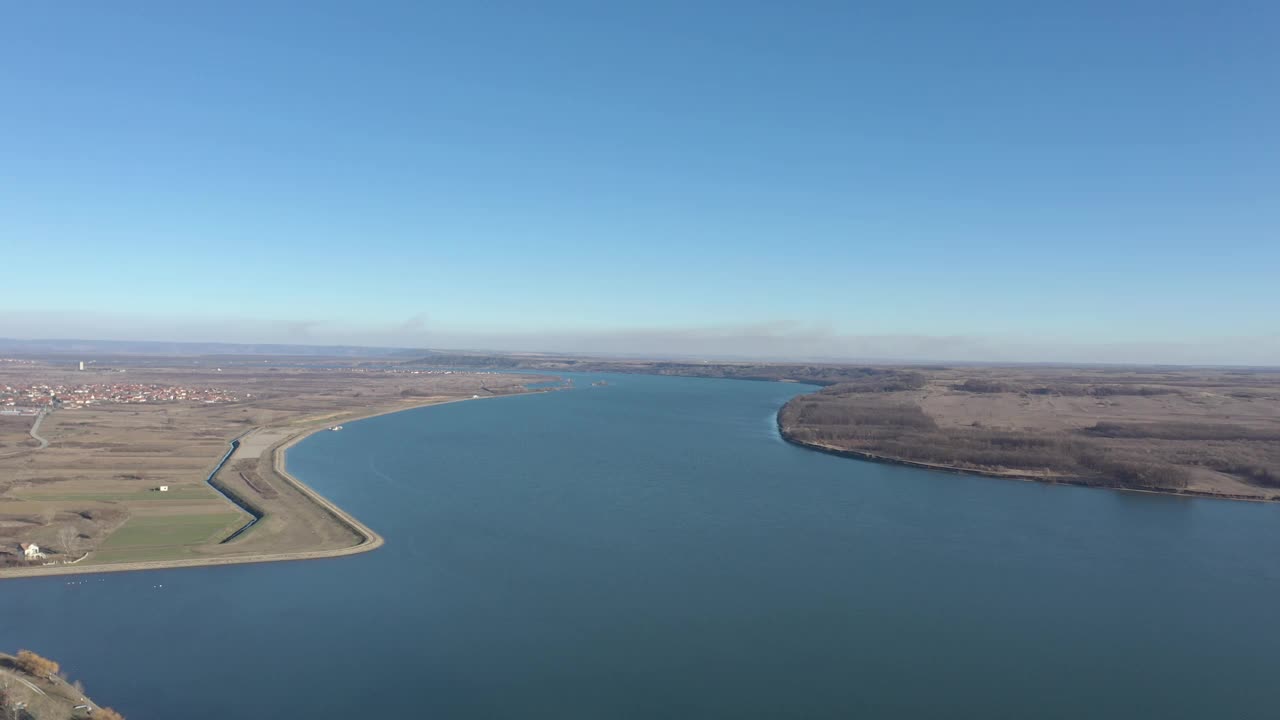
[{"left": 330, "top": 425, "right": 344, "bottom": 431}]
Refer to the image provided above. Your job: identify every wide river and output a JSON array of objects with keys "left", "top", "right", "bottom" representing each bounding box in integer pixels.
[{"left": 4, "top": 374, "right": 1280, "bottom": 718}]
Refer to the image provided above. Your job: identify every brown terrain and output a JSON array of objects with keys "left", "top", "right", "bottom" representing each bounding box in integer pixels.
[
  {"left": 777, "top": 366, "right": 1280, "bottom": 500},
  {"left": 5, "top": 351, "right": 1277, "bottom": 581},
  {"left": 409, "top": 352, "right": 1280, "bottom": 500},
  {"left": 1, "top": 650, "right": 120, "bottom": 719},
  {"left": 0, "top": 415, "right": 40, "bottom": 453},
  {"left": 0, "top": 361, "right": 551, "bottom": 576}
]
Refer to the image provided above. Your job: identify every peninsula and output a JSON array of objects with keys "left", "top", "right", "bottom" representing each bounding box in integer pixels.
[
  {"left": 0, "top": 358, "right": 552, "bottom": 577},
  {"left": 777, "top": 365, "right": 1280, "bottom": 501}
]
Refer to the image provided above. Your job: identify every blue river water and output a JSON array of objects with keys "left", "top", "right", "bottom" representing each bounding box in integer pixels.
[{"left": 3, "top": 373, "right": 1279, "bottom": 718}]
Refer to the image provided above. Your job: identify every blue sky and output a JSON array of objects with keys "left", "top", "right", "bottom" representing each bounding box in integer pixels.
[{"left": 2, "top": 2, "right": 1277, "bottom": 362}]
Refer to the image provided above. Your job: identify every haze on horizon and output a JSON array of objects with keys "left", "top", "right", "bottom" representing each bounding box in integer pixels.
[{"left": 3, "top": 3, "right": 1276, "bottom": 366}]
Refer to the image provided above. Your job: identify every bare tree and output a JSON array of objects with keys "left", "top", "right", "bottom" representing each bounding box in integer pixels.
[
  {"left": 15, "top": 650, "right": 60, "bottom": 679},
  {"left": 57, "top": 524, "right": 80, "bottom": 557}
]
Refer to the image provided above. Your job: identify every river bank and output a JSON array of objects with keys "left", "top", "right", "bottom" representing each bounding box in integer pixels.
[
  {"left": 777, "top": 412, "right": 1280, "bottom": 505},
  {"left": 1, "top": 651, "right": 115, "bottom": 719},
  {"left": 0, "top": 392, "right": 534, "bottom": 580},
  {"left": 6, "top": 371, "right": 1280, "bottom": 718},
  {"left": 775, "top": 365, "right": 1280, "bottom": 503}
]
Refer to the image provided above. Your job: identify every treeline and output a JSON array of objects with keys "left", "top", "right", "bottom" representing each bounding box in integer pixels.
[
  {"left": 782, "top": 394, "right": 935, "bottom": 433},
  {"left": 14, "top": 650, "right": 58, "bottom": 678},
  {"left": 401, "top": 354, "right": 939, "bottom": 388},
  {"left": 819, "top": 371, "right": 928, "bottom": 394},
  {"left": 629, "top": 364, "right": 929, "bottom": 387},
  {"left": 952, "top": 379, "right": 1179, "bottom": 397},
  {"left": 1080, "top": 422, "right": 1280, "bottom": 487},
  {"left": 402, "top": 353, "right": 525, "bottom": 368},
  {"left": 779, "top": 395, "right": 1195, "bottom": 491},
  {"left": 1163, "top": 444, "right": 1279, "bottom": 488},
  {"left": 1084, "top": 422, "right": 1280, "bottom": 442},
  {"left": 952, "top": 379, "right": 1012, "bottom": 393}
]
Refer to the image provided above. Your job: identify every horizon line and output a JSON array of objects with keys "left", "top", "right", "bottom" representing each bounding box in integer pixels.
[{"left": 2, "top": 336, "right": 1277, "bottom": 371}]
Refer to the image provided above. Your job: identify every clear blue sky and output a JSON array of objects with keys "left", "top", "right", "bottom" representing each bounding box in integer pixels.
[{"left": 2, "top": 2, "right": 1277, "bottom": 362}]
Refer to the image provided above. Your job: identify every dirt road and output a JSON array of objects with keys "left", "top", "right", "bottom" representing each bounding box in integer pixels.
[{"left": 28, "top": 410, "right": 49, "bottom": 449}]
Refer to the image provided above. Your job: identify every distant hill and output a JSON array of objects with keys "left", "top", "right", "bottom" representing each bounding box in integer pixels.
[
  {"left": 0, "top": 338, "right": 417, "bottom": 357},
  {"left": 397, "top": 352, "right": 936, "bottom": 385}
]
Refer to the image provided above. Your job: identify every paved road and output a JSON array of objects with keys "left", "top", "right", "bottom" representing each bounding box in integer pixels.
[{"left": 28, "top": 410, "right": 49, "bottom": 449}]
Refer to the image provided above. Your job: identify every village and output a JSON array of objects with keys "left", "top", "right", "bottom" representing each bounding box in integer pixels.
[{"left": 0, "top": 381, "right": 238, "bottom": 413}]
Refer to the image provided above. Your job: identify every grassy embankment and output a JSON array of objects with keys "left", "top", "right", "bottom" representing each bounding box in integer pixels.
[{"left": 0, "top": 364, "right": 548, "bottom": 575}]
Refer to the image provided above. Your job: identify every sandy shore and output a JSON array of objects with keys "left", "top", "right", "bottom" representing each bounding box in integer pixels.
[{"left": 0, "top": 394, "right": 514, "bottom": 580}]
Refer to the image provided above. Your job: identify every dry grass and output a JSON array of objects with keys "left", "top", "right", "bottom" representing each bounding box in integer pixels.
[
  {"left": 0, "top": 363, "right": 551, "bottom": 571},
  {"left": 780, "top": 366, "right": 1280, "bottom": 499},
  {"left": 0, "top": 416, "right": 38, "bottom": 454}
]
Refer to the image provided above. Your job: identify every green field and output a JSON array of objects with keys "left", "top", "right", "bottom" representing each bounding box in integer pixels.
[
  {"left": 89, "top": 545, "right": 205, "bottom": 564},
  {"left": 98, "top": 512, "right": 248, "bottom": 551}
]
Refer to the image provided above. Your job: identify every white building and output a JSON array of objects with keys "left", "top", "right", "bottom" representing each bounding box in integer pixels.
[{"left": 20, "top": 542, "right": 44, "bottom": 560}]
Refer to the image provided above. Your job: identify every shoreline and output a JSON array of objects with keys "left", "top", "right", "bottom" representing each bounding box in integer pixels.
[
  {"left": 10, "top": 375, "right": 1269, "bottom": 580},
  {"left": 0, "top": 393, "right": 527, "bottom": 580},
  {"left": 1, "top": 651, "right": 111, "bottom": 717},
  {"left": 776, "top": 419, "right": 1280, "bottom": 505}
]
